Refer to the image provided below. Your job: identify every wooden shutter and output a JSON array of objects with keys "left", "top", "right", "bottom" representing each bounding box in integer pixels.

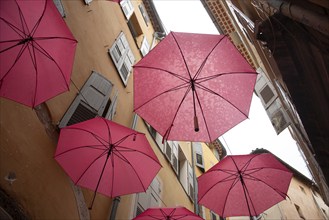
[
  {"left": 194, "top": 142, "right": 204, "bottom": 168},
  {"left": 172, "top": 142, "right": 179, "bottom": 175},
  {"left": 120, "top": 0, "right": 134, "bottom": 20},
  {"left": 59, "top": 71, "right": 113, "bottom": 128},
  {"left": 109, "top": 32, "right": 135, "bottom": 86}
]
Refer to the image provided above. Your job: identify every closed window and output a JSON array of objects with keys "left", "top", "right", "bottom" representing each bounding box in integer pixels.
[
  {"left": 140, "top": 37, "right": 150, "bottom": 57},
  {"left": 59, "top": 71, "right": 117, "bottom": 128},
  {"left": 109, "top": 32, "right": 135, "bottom": 86},
  {"left": 135, "top": 177, "right": 161, "bottom": 217},
  {"left": 138, "top": 3, "right": 150, "bottom": 26},
  {"left": 194, "top": 142, "right": 204, "bottom": 169},
  {"left": 120, "top": 0, "right": 134, "bottom": 20},
  {"left": 164, "top": 141, "right": 179, "bottom": 175}
]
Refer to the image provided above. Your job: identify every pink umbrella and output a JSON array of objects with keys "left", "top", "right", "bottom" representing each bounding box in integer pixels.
[
  {"left": 133, "top": 207, "right": 203, "bottom": 220},
  {"left": 55, "top": 117, "right": 162, "bottom": 209},
  {"left": 0, "top": 0, "right": 77, "bottom": 107},
  {"left": 198, "top": 153, "right": 293, "bottom": 217},
  {"left": 133, "top": 32, "right": 257, "bottom": 142}
]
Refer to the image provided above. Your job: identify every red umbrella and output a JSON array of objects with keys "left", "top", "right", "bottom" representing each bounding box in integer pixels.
[
  {"left": 55, "top": 117, "right": 162, "bottom": 209},
  {"left": 0, "top": 0, "right": 77, "bottom": 107},
  {"left": 134, "top": 32, "right": 257, "bottom": 142},
  {"left": 198, "top": 153, "right": 293, "bottom": 217},
  {"left": 133, "top": 207, "right": 203, "bottom": 220}
]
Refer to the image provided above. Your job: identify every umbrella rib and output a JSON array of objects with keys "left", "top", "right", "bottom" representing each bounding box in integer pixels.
[
  {"left": 55, "top": 144, "right": 107, "bottom": 157},
  {"left": 193, "top": 35, "right": 226, "bottom": 80},
  {"left": 196, "top": 71, "right": 257, "bottom": 84},
  {"left": 221, "top": 175, "right": 241, "bottom": 217},
  {"left": 0, "top": 42, "right": 28, "bottom": 83},
  {"left": 75, "top": 150, "right": 109, "bottom": 185},
  {"left": 195, "top": 83, "right": 249, "bottom": 118},
  {"left": 243, "top": 170, "right": 289, "bottom": 199},
  {"left": 229, "top": 156, "right": 257, "bottom": 217},
  {"left": 134, "top": 66, "right": 189, "bottom": 83},
  {"left": 134, "top": 82, "right": 190, "bottom": 112},
  {"left": 29, "top": 0, "right": 47, "bottom": 37},
  {"left": 171, "top": 32, "right": 194, "bottom": 80},
  {"left": 198, "top": 171, "right": 238, "bottom": 202},
  {"left": 0, "top": 18, "right": 26, "bottom": 41},
  {"left": 162, "top": 85, "right": 192, "bottom": 140},
  {"left": 63, "top": 126, "right": 110, "bottom": 147},
  {"left": 113, "top": 145, "right": 162, "bottom": 165}
]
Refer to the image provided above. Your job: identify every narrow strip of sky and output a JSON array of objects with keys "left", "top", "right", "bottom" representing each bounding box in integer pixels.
[{"left": 153, "top": 0, "right": 312, "bottom": 179}]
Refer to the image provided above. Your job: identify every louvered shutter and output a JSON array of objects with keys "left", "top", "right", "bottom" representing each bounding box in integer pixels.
[{"left": 59, "top": 71, "right": 113, "bottom": 128}]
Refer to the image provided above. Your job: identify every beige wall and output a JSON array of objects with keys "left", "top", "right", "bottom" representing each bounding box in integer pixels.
[{"left": 0, "top": 0, "right": 196, "bottom": 219}]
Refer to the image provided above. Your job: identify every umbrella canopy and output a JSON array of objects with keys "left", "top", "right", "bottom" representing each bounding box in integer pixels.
[
  {"left": 0, "top": 0, "right": 77, "bottom": 107},
  {"left": 55, "top": 117, "right": 162, "bottom": 208},
  {"left": 198, "top": 153, "right": 293, "bottom": 217},
  {"left": 133, "top": 207, "right": 203, "bottom": 220},
  {"left": 134, "top": 32, "right": 257, "bottom": 142}
]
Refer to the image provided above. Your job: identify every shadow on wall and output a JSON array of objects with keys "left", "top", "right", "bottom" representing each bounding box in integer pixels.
[{"left": 0, "top": 187, "right": 30, "bottom": 220}]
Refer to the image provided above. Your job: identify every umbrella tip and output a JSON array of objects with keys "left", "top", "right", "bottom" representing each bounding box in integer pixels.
[
  {"left": 194, "top": 116, "right": 199, "bottom": 132},
  {"left": 133, "top": 134, "right": 136, "bottom": 141}
]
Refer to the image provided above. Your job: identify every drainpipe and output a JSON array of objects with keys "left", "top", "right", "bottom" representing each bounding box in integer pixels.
[
  {"left": 109, "top": 197, "right": 121, "bottom": 220},
  {"left": 259, "top": 0, "right": 329, "bottom": 36},
  {"left": 191, "top": 142, "right": 199, "bottom": 215}
]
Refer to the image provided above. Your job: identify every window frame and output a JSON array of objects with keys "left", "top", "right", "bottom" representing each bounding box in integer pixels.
[{"left": 109, "top": 32, "right": 135, "bottom": 87}]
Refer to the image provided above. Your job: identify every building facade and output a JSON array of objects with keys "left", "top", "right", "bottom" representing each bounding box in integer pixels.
[{"left": 0, "top": 0, "right": 222, "bottom": 219}]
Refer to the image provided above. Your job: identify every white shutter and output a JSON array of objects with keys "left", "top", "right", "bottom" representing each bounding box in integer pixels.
[
  {"left": 194, "top": 142, "right": 204, "bottom": 168},
  {"left": 84, "top": 0, "right": 92, "bottom": 5},
  {"left": 120, "top": 0, "right": 134, "bottom": 20},
  {"left": 188, "top": 163, "right": 194, "bottom": 200},
  {"left": 59, "top": 71, "right": 113, "bottom": 128},
  {"left": 165, "top": 141, "right": 172, "bottom": 162},
  {"left": 172, "top": 142, "right": 179, "bottom": 175},
  {"left": 140, "top": 37, "right": 150, "bottom": 57},
  {"left": 255, "top": 67, "right": 277, "bottom": 108},
  {"left": 109, "top": 32, "right": 135, "bottom": 86}
]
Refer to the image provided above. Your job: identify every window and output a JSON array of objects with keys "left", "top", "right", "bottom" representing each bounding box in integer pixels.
[
  {"left": 138, "top": 3, "right": 150, "bottom": 26},
  {"left": 59, "top": 71, "right": 116, "bottom": 128},
  {"left": 120, "top": 0, "right": 134, "bottom": 20},
  {"left": 53, "top": 0, "right": 65, "bottom": 17},
  {"left": 135, "top": 178, "right": 161, "bottom": 217},
  {"left": 109, "top": 32, "right": 135, "bottom": 86},
  {"left": 188, "top": 163, "right": 194, "bottom": 200},
  {"left": 83, "top": 0, "right": 92, "bottom": 5},
  {"left": 164, "top": 141, "right": 179, "bottom": 175},
  {"left": 211, "top": 211, "right": 217, "bottom": 220},
  {"left": 194, "top": 142, "right": 204, "bottom": 169},
  {"left": 140, "top": 37, "right": 150, "bottom": 57}
]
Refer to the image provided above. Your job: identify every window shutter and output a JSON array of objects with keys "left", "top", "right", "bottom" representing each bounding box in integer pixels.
[
  {"left": 194, "top": 143, "right": 204, "bottom": 168},
  {"left": 105, "top": 89, "right": 118, "bottom": 120},
  {"left": 109, "top": 32, "right": 135, "bottom": 86},
  {"left": 84, "top": 0, "right": 92, "bottom": 5},
  {"left": 140, "top": 37, "right": 150, "bottom": 57},
  {"left": 120, "top": 0, "right": 134, "bottom": 20},
  {"left": 138, "top": 4, "right": 150, "bottom": 26},
  {"left": 172, "top": 142, "right": 179, "bottom": 175},
  {"left": 188, "top": 163, "right": 194, "bottom": 199},
  {"left": 59, "top": 71, "right": 113, "bottom": 128},
  {"left": 165, "top": 142, "right": 172, "bottom": 161},
  {"left": 131, "top": 113, "right": 138, "bottom": 130}
]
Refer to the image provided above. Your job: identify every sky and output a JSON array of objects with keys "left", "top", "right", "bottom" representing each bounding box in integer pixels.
[{"left": 153, "top": 0, "right": 312, "bottom": 179}]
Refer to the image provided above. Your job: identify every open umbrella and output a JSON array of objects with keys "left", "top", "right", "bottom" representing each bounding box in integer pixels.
[
  {"left": 0, "top": 0, "right": 77, "bottom": 107},
  {"left": 133, "top": 207, "right": 203, "bottom": 220},
  {"left": 197, "top": 153, "right": 293, "bottom": 217},
  {"left": 133, "top": 32, "right": 257, "bottom": 142},
  {"left": 54, "top": 117, "right": 162, "bottom": 209}
]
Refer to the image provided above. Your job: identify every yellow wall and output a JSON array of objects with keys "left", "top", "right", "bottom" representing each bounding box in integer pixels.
[{"left": 0, "top": 0, "right": 195, "bottom": 219}]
